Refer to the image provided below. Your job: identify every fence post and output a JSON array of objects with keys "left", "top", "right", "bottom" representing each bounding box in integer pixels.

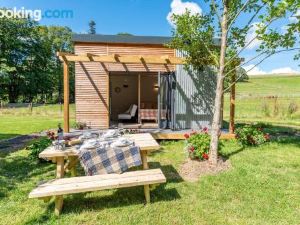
[{"left": 29, "top": 102, "right": 33, "bottom": 113}]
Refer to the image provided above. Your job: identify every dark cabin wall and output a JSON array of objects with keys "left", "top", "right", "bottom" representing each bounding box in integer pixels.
[{"left": 174, "top": 50, "right": 217, "bottom": 130}]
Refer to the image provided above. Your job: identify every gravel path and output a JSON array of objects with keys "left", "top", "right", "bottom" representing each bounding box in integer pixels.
[{"left": 0, "top": 134, "right": 42, "bottom": 153}]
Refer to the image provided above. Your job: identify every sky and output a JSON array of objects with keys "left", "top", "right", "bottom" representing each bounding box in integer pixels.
[{"left": 1, "top": 0, "right": 299, "bottom": 75}]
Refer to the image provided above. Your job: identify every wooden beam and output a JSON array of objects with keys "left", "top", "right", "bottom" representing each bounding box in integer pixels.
[
  {"left": 63, "top": 60, "right": 70, "bottom": 133},
  {"left": 57, "top": 52, "right": 185, "bottom": 65},
  {"left": 138, "top": 74, "right": 141, "bottom": 124},
  {"left": 229, "top": 70, "right": 236, "bottom": 134}
]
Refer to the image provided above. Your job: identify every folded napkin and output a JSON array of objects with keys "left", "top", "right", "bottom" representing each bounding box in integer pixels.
[
  {"left": 79, "top": 139, "right": 103, "bottom": 150},
  {"left": 79, "top": 132, "right": 96, "bottom": 141},
  {"left": 111, "top": 137, "right": 134, "bottom": 148},
  {"left": 102, "top": 129, "right": 119, "bottom": 139}
]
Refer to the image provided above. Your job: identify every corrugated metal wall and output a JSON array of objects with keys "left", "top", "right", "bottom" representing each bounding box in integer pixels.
[{"left": 174, "top": 50, "right": 217, "bottom": 130}]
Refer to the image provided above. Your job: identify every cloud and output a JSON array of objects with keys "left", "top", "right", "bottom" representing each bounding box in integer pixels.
[
  {"left": 289, "top": 9, "right": 300, "bottom": 23},
  {"left": 243, "top": 65, "right": 300, "bottom": 75},
  {"left": 167, "top": 0, "right": 202, "bottom": 26},
  {"left": 245, "top": 23, "right": 262, "bottom": 50},
  {"left": 243, "top": 64, "right": 266, "bottom": 75},
  {"left": 270, "top": 67, "right": 299, "bottom": 74}
]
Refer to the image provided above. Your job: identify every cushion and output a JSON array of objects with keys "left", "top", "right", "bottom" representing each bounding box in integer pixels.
[{"left": 118, "top": 113, "right": 132, "bottom": 120}]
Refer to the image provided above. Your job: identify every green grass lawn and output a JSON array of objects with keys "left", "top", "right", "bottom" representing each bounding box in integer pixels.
[
  {"left": 224, "top": 75, "right": 300, "bottom": 127},
  {"left": 0, "top": 137, "right": 299, "bottom": 225},
  {"left": 0, "top": 104, "right": 75, "bottom": 140}
]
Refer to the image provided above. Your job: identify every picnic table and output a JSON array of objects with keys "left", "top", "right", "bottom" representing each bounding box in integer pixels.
[
  {"left": 39, "top": 133, "right": 160, "bottom": 178},
  {"left": 32, "top": 133, "right": 164, "bottom": 214}
]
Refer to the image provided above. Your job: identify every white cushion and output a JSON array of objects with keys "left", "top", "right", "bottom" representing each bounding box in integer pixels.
[
  {"left": 130, "top": 104, "right": 138, "bottom": 117},
  {"left": 118, "top": 113, "right": 132, "bottom": 120}
]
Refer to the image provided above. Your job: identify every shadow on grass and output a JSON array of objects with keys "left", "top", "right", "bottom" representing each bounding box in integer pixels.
[
  {"left": 0, "top": 133, "right": 20, "bottom": 141},
  {"left": 26, "top": 163, "right": 183, "bottom": 218},
  {"left": 0, "top": 154, "right": 53, "bottom": 198}
]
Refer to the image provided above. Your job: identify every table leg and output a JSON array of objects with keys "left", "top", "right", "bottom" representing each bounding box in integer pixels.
[
  {"left": 56, "top": 157, "right": 65, "bottom": 178},
  {"left": 141, "top": 151, "right": 149, "bottom": 169},
  {"left": 55, "top": 195, "right": 63, "bottom": 216},
  {"left": 141, "top": 151, "right": 150, "bottom": 203},
  {"left": 69, "top": 156, "right": 77, "bottom": 177}
]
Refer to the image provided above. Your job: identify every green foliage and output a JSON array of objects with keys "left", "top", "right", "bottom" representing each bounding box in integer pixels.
[
  {"left": 185, "top": 129, "right": 211, "bottom": 160},
  {"left": 117, "top": 32, "right": 133, "bottom": 36},
  {"left": 235, "top": 124, "right": 269, "bottom": 146},
  {"left": 88, "top": 20, "right": 96, "bottom": 34},
  {"left": 26, "top": 137, "right": 51, "bottom": 160},
  {"left": 236, "top": 67, "right": 249, "bottom": 82},
  {"left": 0, "top": 14, "right": 73, "bottom": 103}
]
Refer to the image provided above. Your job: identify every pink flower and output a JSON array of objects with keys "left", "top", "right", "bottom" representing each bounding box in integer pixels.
[
  {"left": 184, "top": 133, "right": 190, "bottom": 139},
  {"left": 189, "top": 146, "right": 195, "bottom": 152}
]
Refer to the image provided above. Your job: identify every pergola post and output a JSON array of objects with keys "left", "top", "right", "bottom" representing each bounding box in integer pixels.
[
  {"left": 63, "top": 60, "right": 70, "bottom": 133},
  {"left": 229, "top": 64, "right": 236, "bottom": 134}
]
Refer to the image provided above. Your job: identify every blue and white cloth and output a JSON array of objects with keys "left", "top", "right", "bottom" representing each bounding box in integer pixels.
[{"left": 78, "top": 144, "right": 142, "bottom": 176}]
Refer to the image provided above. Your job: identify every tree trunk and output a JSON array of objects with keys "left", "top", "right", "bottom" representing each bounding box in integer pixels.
[{"left": 209, "top": 1, "right": 229, "bottom": 167}]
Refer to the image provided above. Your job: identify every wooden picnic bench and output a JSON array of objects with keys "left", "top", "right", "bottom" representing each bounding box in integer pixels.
[
  {"left": 30, "top": 133, "right": 164, "bottom": 215},
  {"left": 29, "top": 169, "right": 166, "bottom": 215}
]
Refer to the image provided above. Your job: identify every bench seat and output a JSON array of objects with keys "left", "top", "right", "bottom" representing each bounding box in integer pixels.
[{"left": 29, "top": 169, "right": 166, "bottom": 215}]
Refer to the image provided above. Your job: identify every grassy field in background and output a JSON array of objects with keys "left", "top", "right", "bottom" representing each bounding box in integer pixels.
[
  {"left": 224, "top": 75, "right": 300, "bottom": 127},
  {"left": 0, "top": 104, "right": 75, "bottom": 140},
  {"left": 0, "top": 138, "right": 300, "bottom": 225},
  {"left": 0, "top": 75, "right": 299, "bottom": 140}
]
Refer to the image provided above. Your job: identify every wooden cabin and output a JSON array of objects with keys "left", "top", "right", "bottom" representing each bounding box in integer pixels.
[{"left": 65, "top": 34, "right": 218, "bottom": 130}]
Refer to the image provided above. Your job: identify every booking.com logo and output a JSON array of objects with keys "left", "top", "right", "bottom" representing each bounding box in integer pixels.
[{"left": 0, "top": 7, "right": 73, "bottom": 21}]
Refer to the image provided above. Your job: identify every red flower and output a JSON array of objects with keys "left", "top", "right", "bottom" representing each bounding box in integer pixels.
[
  {"left": 264, "top": 133, "right": 270, "bottom": 141},
  {"left": 184, "top": 133, "right": 190, "bottom": 139},
  {"left": 202, "top": 127, "right": 208, "bottom": 133},
  {"left": 189, "top": 146, "right": 195, "bottom": 152},
  {"left": 202, "top": 153, "right": 209, "bottom": 160}
]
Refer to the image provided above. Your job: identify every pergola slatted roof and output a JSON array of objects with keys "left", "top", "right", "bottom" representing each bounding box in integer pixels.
[{"left": 57, "top": 52, "right": 185, "bottom": 65}]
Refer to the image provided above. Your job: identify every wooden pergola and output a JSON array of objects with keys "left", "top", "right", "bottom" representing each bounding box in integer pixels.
[{"left": 57, "top": 51, "right": 237, "bottom": 134}]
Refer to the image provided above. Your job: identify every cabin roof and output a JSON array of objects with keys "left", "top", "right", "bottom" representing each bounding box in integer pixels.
[
  {"left": 72, "top": 34, "right": 172, "bottom": 45},
  {"left": 73, "top": 34, "right": 221, "bottom": 46}
]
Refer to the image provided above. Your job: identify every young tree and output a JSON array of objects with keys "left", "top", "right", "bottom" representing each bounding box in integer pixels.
[
  {"left": 169, "top": 0, "right": 300, "bottom": 166},
  {"left": 88, "top": 20, "right": 96, "bottom": 34}
]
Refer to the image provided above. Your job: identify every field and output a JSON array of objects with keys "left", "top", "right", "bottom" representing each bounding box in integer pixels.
[
  {"left": 223, "top": 75, "right": 300, "bottom": 127},
  {"left": 0, "top": 137, "right": 300, "bottom": 225},
  {"left": 0, "top": 104, "right": 75, "bottom": 140}
]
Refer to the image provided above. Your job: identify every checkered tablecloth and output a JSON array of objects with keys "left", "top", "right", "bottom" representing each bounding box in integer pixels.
[
  {"left": 78, "top": 145, "right": 142, "bottom": 176},
  {"left": 140, "top": 109, "right": 167, "bottom": 120}
]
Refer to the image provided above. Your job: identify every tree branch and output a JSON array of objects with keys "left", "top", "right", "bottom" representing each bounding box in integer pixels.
[
  {"left": 225, "top": 18, "right": 278, "bottom": 67},
  {"left": 223, "top": 48, "right": 300, "bottom": 93},
  {"left": 211, "top": 0, "right": 222, "bottom": 25},
  {"left": 228, "top": 0, "right": 252, "bottom": 29}
]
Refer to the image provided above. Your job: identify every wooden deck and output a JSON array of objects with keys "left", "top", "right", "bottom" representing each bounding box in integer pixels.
[
  {"left": 151, "top": 132, "right": 235, "bottom": 140},
  {"left": 67, "top": 129, "right": 235, "bottom": 140}
]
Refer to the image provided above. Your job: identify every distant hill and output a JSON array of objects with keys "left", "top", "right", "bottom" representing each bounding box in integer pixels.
[{"left": 248, "top": 73, "right": 300, "bottom": 78}]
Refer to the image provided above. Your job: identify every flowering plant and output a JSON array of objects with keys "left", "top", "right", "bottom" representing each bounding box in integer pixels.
[
  {"left": 235, "top": 124, "right": 270, "bottom": 146},
  {"left": 184, "top": 128, "right": 211, "bottom": 160}
]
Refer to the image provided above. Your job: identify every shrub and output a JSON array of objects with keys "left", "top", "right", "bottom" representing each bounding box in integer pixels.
[
  {"left": 235, "top": 124, "right": 269, "bottom": 146},
  {"left": 287, "top": 102, "right": 298, "bottom": 116},
  {"left": 261, "top": 101, "right": 270, "bottom": 117},
  {"left": 26, "top": 138, "right": 51, "bottom": 161},
  {"left": 184, "top": 128, "right": 211, "bottom": 160},
  {"left": 74, "top": 122, "right": 90, "bottom": 130}
]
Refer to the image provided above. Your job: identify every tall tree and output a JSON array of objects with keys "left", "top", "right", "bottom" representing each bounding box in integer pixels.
[
  {"left": 169, "top": 0, "right": 300, "bottom": 166},
  {"left": 88, "top": 20, "right": 96, "bottom": 34}
]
